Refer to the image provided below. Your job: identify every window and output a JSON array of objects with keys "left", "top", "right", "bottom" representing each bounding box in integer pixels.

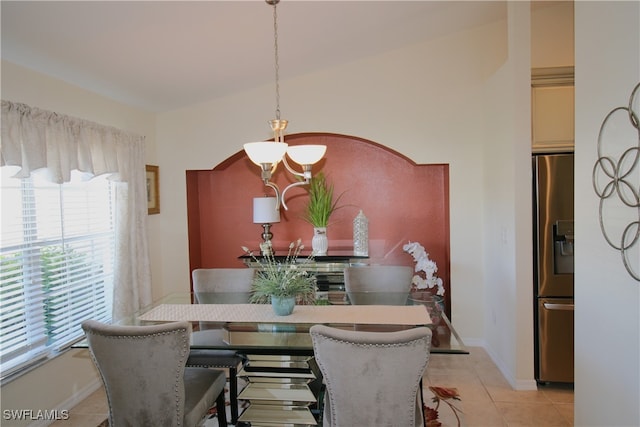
[{"left": 1, "top": 168, "right": 115, "bottom": 379}]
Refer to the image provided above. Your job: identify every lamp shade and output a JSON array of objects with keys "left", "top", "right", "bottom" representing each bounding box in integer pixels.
[
  {"left": 244, "top": 142, "right": 288, "bottom": 166},
  {"left": 287, "top": 145, "right": 327, "bottom": 165},
  {"left": 253, "top": 197, "right": 281, "bottom": 224}
]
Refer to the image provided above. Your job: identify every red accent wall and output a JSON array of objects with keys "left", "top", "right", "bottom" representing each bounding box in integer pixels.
[{"left": 186, "top": 133, "right": 451, "bottom": 313}]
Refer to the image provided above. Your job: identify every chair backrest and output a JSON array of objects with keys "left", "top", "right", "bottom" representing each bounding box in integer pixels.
[
  {"left": 82, "top": 320, "right": 192, "bottom": 427},
  {"left": 344, "top": 265, "right": 413, "bottom": 305},
  {"left": 310, "top": 324, "right": 431, "bottom": 427},
  {"left": 192, "top": 268, "right": 255, "bottom": 304}
]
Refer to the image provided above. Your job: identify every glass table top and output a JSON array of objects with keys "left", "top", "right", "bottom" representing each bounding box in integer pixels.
[{"left": 111, "top": 292, "right": 468, "bottom": 354}]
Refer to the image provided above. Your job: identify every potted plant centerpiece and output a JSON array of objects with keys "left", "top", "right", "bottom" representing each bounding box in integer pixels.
[
  {"left": 303, "top": 172, "right": 342, "bottom": 256},
  {"left": 242, "top": 239, "right": 317, "bottom": 315}
]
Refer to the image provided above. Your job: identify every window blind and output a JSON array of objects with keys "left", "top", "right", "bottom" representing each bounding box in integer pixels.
[{"left": 0, "top": 169, "right": 115, "bottom": 379}]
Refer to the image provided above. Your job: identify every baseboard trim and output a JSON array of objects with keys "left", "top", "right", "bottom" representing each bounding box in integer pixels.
[
  {"left": 480, "top": 343, "right": 538, "bottom": 391},
  {"left": 28, "top": 378, "right": 103, "bottom": 427}
]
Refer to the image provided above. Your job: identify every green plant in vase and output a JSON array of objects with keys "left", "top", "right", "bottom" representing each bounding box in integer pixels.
[
  {"left": 242, "top": 239, "right": 317, "bottom": 313},
  {"left": 304, "top": 172, "right": 341, "bottom": 227},
  {"left": 303, "top": 172, "right": 343, "bottom": 255}
]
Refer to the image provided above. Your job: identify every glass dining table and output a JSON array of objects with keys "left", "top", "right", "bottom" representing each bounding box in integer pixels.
[
  {"left": 83, "top": 292, "right": 467, "bottom": 426},
  {"left": 116, "top": 291, "right": 467, "bottom": 355}
]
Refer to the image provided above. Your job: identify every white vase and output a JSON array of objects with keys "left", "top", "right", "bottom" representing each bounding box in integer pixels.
[{"left": 312, "top": 227, "right": 328, "bottom": 256}]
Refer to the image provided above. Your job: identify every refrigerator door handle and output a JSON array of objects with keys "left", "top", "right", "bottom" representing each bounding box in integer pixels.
[{"left": 543, "top": 302, "right": 575, "bottom": 311}]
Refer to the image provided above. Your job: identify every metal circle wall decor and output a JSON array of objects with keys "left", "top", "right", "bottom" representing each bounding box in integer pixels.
[{"left": 592, "top": 82, "right": 640, "bottom": 281}]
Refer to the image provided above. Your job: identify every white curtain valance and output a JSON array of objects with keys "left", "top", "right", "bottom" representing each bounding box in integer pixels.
[
  {"left": 1, "top": 100, "right": 144, "bottom": 183},
  {"left": 1, "top": 99, "right": 152, "bottom": 320}
]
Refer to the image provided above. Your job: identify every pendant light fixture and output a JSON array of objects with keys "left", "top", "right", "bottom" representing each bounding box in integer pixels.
[{"left": 243, "top": 0, "right": 326, "bottom": 211}]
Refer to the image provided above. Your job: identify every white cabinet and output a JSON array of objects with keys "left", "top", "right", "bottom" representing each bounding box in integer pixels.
[{"left": 531, "top": 67, "right": 574, "bottom": 153}]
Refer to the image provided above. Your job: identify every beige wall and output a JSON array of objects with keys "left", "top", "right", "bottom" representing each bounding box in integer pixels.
[
  {"left": 480, "top": 1, "right": 534, "bottom": 388},
  {"left": 531, "top": 1, "right": 574, "bottom": 68},
  {"left": 574, "top": 1, "right": 639, "bottom": 425}
]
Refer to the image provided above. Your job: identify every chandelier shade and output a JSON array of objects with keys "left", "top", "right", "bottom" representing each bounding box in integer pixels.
[
  {"left": 287, "top": 145, "right": 327, "bottom": 165},
  {"left": 244, "top": 142, "right": 288, "bottom": 165}
]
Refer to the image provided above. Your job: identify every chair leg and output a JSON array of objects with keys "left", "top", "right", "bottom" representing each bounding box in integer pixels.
[
  {"left": 419, "top": 378, "right": 426, "bottom": 427},
  {"left": 216, "top": 388, "right": 228, "bottom": 427},
  {"left": 229, "top": 367, "right": 238, "bottom": 424}
]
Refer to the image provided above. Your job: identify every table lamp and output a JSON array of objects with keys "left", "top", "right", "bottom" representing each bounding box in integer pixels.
[{"left": 253, "top": 196, "right": 281, "bottom": 255}]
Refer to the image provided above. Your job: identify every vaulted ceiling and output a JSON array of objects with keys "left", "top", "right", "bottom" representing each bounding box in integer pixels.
[{"left": 2, "top": 1, "right": 522, "bottom": 112}]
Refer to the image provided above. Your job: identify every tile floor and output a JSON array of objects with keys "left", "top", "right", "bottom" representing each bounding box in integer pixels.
[
  {"left": 424, "top": 347, "right": 574, "bottom": 426},
  {"left": 51, "top": 346, "right": 574, "bottom": 427}
]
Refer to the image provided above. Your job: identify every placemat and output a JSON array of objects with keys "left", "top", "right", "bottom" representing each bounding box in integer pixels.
[{"left": 138, "top": 303, "right": 430, "bottom": 326}]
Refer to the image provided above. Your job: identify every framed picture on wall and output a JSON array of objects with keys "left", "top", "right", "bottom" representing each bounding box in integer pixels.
[{"left": 146, "top": 165, "right": 160, "bottom": 215}]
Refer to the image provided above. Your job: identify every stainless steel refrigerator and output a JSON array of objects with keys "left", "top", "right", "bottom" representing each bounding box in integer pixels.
[{"left": 533, "top": 153, "right": 574, "bottom": 384}]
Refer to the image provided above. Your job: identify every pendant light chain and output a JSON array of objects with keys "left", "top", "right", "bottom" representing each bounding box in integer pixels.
[
  {"left": 243, "top": 0, "right": 326, "bottom": 211},
  {"left": 272, "top": 1, "right": 281, "bottom": 121}
]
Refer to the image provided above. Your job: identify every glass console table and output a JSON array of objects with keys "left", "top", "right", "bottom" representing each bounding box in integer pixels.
[{"left": 239, "top": 253, "right": 369, "bottom": 297}]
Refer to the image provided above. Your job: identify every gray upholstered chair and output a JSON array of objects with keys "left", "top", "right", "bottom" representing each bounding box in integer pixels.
[
  {"left": 186, "top": 267, "right": 255, "bottom": 424},
  {"left": 344, "top": 265, "right": 413, "bottom": 305},
  {"left": 82, "top": 320, "right": 227, "bottom": 427},
  {"left": 191, "top": 268, "right": 255, "bottom": 304},
  {"left": 310, "top": 324, "right": 431, "bottom": 427}
]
